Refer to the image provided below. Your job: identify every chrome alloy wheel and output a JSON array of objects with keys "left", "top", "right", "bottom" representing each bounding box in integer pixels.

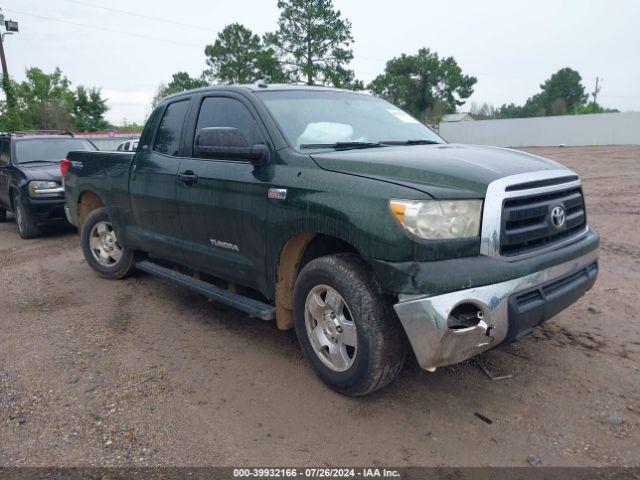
[
  {"left": 89, "top": 221, "right": 123, "bottom": 267},
  {"left": 304, "top": 285, "right": 358, "bottom": 372}
]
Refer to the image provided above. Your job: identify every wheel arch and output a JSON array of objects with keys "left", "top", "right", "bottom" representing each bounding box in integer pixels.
[
  {"left": 77, "top": 189, "right": 105, "bottom": 230},
  {"left": 274, "top": 232, "right": 360, "bottom": 331}
]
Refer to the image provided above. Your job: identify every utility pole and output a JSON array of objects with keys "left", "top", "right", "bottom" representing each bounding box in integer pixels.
[
  {"left": 0, "top": 9, "right": 19, "bottom": 129},
  {"left": 0, "top": 31, "right": 9, "bottom": 80},
  {"left": 0, "top": 10, "right": 8, "bottom": 81},
  {"left": 0, "top": 10, "right": 18, "bottom": 80},
  {"left": 593, "top": 77, "right": 601, "bottom": 105}
]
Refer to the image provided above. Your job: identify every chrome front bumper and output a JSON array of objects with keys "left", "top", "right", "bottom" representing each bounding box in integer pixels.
[{"left": 393, "top": 248, "right": 599, "bottom": 371}]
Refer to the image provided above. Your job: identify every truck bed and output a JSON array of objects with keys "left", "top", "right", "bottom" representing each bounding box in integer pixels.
[{"left": 64, "top": 150, "right": 135, "bottom": 226}]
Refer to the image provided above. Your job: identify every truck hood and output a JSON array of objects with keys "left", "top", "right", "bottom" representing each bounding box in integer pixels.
[
  {"left": 310, "top": 144, "right": 567, "bottom": 198},
  {"left": 20, "top": 163, "right": 62, "bottom": 182}
]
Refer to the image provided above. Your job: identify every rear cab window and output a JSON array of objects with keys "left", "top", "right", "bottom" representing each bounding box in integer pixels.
[{"left": 153, "top": 100, "right": 190, "bottom": 156}]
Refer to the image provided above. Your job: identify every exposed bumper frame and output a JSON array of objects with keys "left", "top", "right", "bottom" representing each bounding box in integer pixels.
[
  {"left": 393, "top": 246, "right": 598, "bottom": 371},
  {"left": 64, "top": 204, "right": 74, "bottom": 225}
]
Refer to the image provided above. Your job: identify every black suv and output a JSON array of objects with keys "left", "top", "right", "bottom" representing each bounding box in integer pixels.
[{"left": 0, "top": 131, "right": 97, "bottom": 238}]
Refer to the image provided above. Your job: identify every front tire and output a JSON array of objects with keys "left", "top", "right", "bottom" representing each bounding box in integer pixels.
[
  {"left": 81, "top": 207, "right": 137, "bottom": 279},
  {"left": 14, "top": 196, "right": 40, "bottom": 239},
  {"left": 293, "top": 254, "right": 406, "bottom": 396}
]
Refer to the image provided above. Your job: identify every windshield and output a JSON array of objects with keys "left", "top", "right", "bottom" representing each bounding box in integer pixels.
[
  {"left": 256, "top": 90, "right": 445, "bottom": 150},
  {"left": 15, "top": 138, "right": 96, "bottom": 164}
]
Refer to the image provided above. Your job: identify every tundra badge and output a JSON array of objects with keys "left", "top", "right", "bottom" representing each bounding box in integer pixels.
[{"left": 209, "top": 239, "right": 240, "bottom": 252}]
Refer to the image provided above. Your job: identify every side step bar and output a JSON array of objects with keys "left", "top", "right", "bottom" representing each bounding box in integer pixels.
[{"left": 135, "top": 260, "right": 276, "bottom": 320}]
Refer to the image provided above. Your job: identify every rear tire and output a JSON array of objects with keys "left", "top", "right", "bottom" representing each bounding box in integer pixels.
[
  {"left": 0, "top": 207, "right": 6, "bottom": 222},
  {"left": 81, "top": 207, "right": 137, "bottom": 279},
  {"left": 293, "top": 254, "right": 406, "bottom": 396},
  {"left": 14, "top": 196, "right": 40, "bottom": 239}
]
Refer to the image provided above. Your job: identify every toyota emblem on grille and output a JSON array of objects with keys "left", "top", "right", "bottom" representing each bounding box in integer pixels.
[{"left": 550, "top": 205, "right": 566, "bottom": 229}]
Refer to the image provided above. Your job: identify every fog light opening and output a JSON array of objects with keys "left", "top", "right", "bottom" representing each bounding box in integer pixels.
[{"left": 448, "top": 303, "right": 484, "bottom": 330}]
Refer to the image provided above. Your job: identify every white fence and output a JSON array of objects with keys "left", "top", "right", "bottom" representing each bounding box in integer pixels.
[{"left": 439, "top": 111, "right": 640, "bottom": 147}]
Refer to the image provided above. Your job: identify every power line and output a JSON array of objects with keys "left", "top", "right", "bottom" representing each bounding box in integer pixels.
[
  {"left": 59, "top": 0, "right": 215, "bottom": 33},
  {"left": 3, "top": 8, "right": 205, "bottom": 49}
]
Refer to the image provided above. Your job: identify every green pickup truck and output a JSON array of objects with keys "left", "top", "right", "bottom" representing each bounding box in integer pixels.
[{"left": 63, "top": 85, "right": 599, "bottom": 396}]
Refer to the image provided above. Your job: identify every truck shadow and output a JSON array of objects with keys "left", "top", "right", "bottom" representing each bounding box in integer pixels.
[{"left": 3, "top": 212, "right": 77, "bottom": 238}]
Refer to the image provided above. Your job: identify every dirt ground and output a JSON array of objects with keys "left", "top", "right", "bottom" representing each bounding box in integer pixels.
[{"left": 0, "top": 146, "right": 639, "bottom": 468}]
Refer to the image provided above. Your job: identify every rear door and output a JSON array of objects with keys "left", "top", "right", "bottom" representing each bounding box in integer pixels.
[
  {"left": 177, "top": 94, "right": 272, "bottom": 293},
  {"left": 128, "top": 98, "right": 190, "bottom": 263}
]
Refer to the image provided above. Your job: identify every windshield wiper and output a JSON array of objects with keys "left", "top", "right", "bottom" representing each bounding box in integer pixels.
[
  {"left": 299, "top": 141, "right": 385, "bottom": 150},
  {"left": 380, "top": 139, "right": 442, "bottom": 146},
  {"left": 18, "top": 160, "right": 60, "bottom": 164}
]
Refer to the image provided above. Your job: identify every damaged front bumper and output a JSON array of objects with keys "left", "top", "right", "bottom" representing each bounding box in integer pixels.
[{"left": 393, "top": 248, "right": 599, "bottom": 371}]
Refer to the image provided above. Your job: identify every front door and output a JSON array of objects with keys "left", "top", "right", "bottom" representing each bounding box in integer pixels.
[
  {"left": 177, "top": 95, "right": 272, "bottom": 294},
  {"left": 129, "top": 99, "right": 190, "bottom": 263}
]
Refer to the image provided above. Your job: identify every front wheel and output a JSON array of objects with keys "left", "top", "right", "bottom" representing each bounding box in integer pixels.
[
  {"left": 81, "top": 207, "right": 137, "bottom": 279},
  {"left": 293, "top": 254, "right": 406, "bottom": 396},
  {"left": 14, "top": 197, "right": 40, "bottom": 239}
]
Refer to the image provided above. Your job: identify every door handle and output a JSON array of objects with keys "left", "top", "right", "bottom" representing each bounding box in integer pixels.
[{"left": 178, "top": 170, "right": 198, "bottom": 186}]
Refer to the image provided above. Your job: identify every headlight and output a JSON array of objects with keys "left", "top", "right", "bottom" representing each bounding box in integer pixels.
[
  {"left": 389, "top": 199, "right": 483, "bottom": 239},
  {"left": 28, "top": 181, "right": 61, "bottom": 197}
]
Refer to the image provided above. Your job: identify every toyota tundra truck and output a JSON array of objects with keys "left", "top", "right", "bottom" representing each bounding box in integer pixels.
[{"left": 62, "top": 85, "right": 599, "bottom": 396}]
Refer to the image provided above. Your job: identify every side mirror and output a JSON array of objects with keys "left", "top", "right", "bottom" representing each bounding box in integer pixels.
[{"left": 194, "top": 127, "right": 270, "bottom": 167}]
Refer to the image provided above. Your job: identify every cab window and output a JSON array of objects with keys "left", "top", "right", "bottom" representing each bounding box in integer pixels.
[
  {"left": 153, "top": 100, "right": 190, "bottom": 156},
  {"left": 194, "top": 97, "right": 263, "bottom": 150}
]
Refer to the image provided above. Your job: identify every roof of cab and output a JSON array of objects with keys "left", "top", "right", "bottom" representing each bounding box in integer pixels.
[{"left": 161, "top": 83, "right": 366, "bottom": 103}]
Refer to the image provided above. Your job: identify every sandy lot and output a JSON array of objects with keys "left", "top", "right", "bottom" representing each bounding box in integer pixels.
[{"left": 0, "top": 146, "right": 639, "bottom": 467}]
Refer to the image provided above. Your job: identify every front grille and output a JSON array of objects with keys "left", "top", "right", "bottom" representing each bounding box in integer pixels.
[{"left": 500, "top": 186, "right": 586, "bottom": 256}]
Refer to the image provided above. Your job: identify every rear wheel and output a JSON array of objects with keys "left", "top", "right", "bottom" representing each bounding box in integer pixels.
[
  {"left": 14, "top": 196, "right": 40, "bottom": 239},
  {"left": 0, "top": 207, "right": 6, "bottom": 222},
  {"left": 293, "top": 254, "right": 406, "bottom": 396},
  {"left": 81, "top": 207, "right": 137, "bottom": 279}
]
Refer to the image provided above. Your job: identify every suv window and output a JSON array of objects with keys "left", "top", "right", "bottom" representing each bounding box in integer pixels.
[
  {"left": 0, "top": 140, "right": 10, "bottom": 165},
  {"left": 153, "top": 100, "right": 190, "bottom": 156},
  {"left": 195, "top": 97, "right": 263, "bottom": 149}
]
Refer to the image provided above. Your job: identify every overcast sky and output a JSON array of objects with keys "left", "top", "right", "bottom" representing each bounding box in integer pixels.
[{"left": 3, "top": 0, "right": 639, "bottom": 125}]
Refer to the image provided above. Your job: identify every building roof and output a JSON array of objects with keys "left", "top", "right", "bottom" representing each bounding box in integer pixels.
[{"left": 441, "top": 113, "right": 475, "bottom": 122}]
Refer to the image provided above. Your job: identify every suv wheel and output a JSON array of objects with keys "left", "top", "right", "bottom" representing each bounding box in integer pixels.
[
  {"left": 81, "top": 207, "right": 137, "bottom": 279},
  {"left": 14, "top": 196, "right": 40, "bottom": 239},
  {"left": 293, "top": 254, "right": 406, "bottom": 396}
]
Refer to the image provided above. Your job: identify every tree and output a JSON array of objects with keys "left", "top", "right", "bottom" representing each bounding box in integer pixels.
[
  {"left": 537, "top": 67, "right": 588, "bottom": 114},
  {"left": 577, "top": 101, "right": 619, "bottom": 115},
  {"left": 0, "top": 67, "right": 110, "bottom": 131},
  {"left": 470, "top": 102, "right": 496, "bottom": 120},
  {"left": 265, "top": 0, "right": 357, "bottom": 87},
  {"left": 151, "top": 71, "right": 208, "bottom": 108},
  {"left": 73, "top": 86, "right": 109, "bottom": 132},
  {"left": 496, "top": 68, "right": 594, "bottom": 119},
  {"left": 369, "top": 48, "right": 477, "bottom": 122},
  {"left": 205, "top": 23, "right": 286, "bottom": 84},
  {"left": 0, "top": 76, "right": 23, "bottom": 131},
  {"left": 13, "top": 67, "right": 75, "bottom": 130}
]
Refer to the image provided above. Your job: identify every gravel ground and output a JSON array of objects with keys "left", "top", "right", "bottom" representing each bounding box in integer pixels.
[{"left": 0, "top": 146, "right": 639, "bottom": 467}]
